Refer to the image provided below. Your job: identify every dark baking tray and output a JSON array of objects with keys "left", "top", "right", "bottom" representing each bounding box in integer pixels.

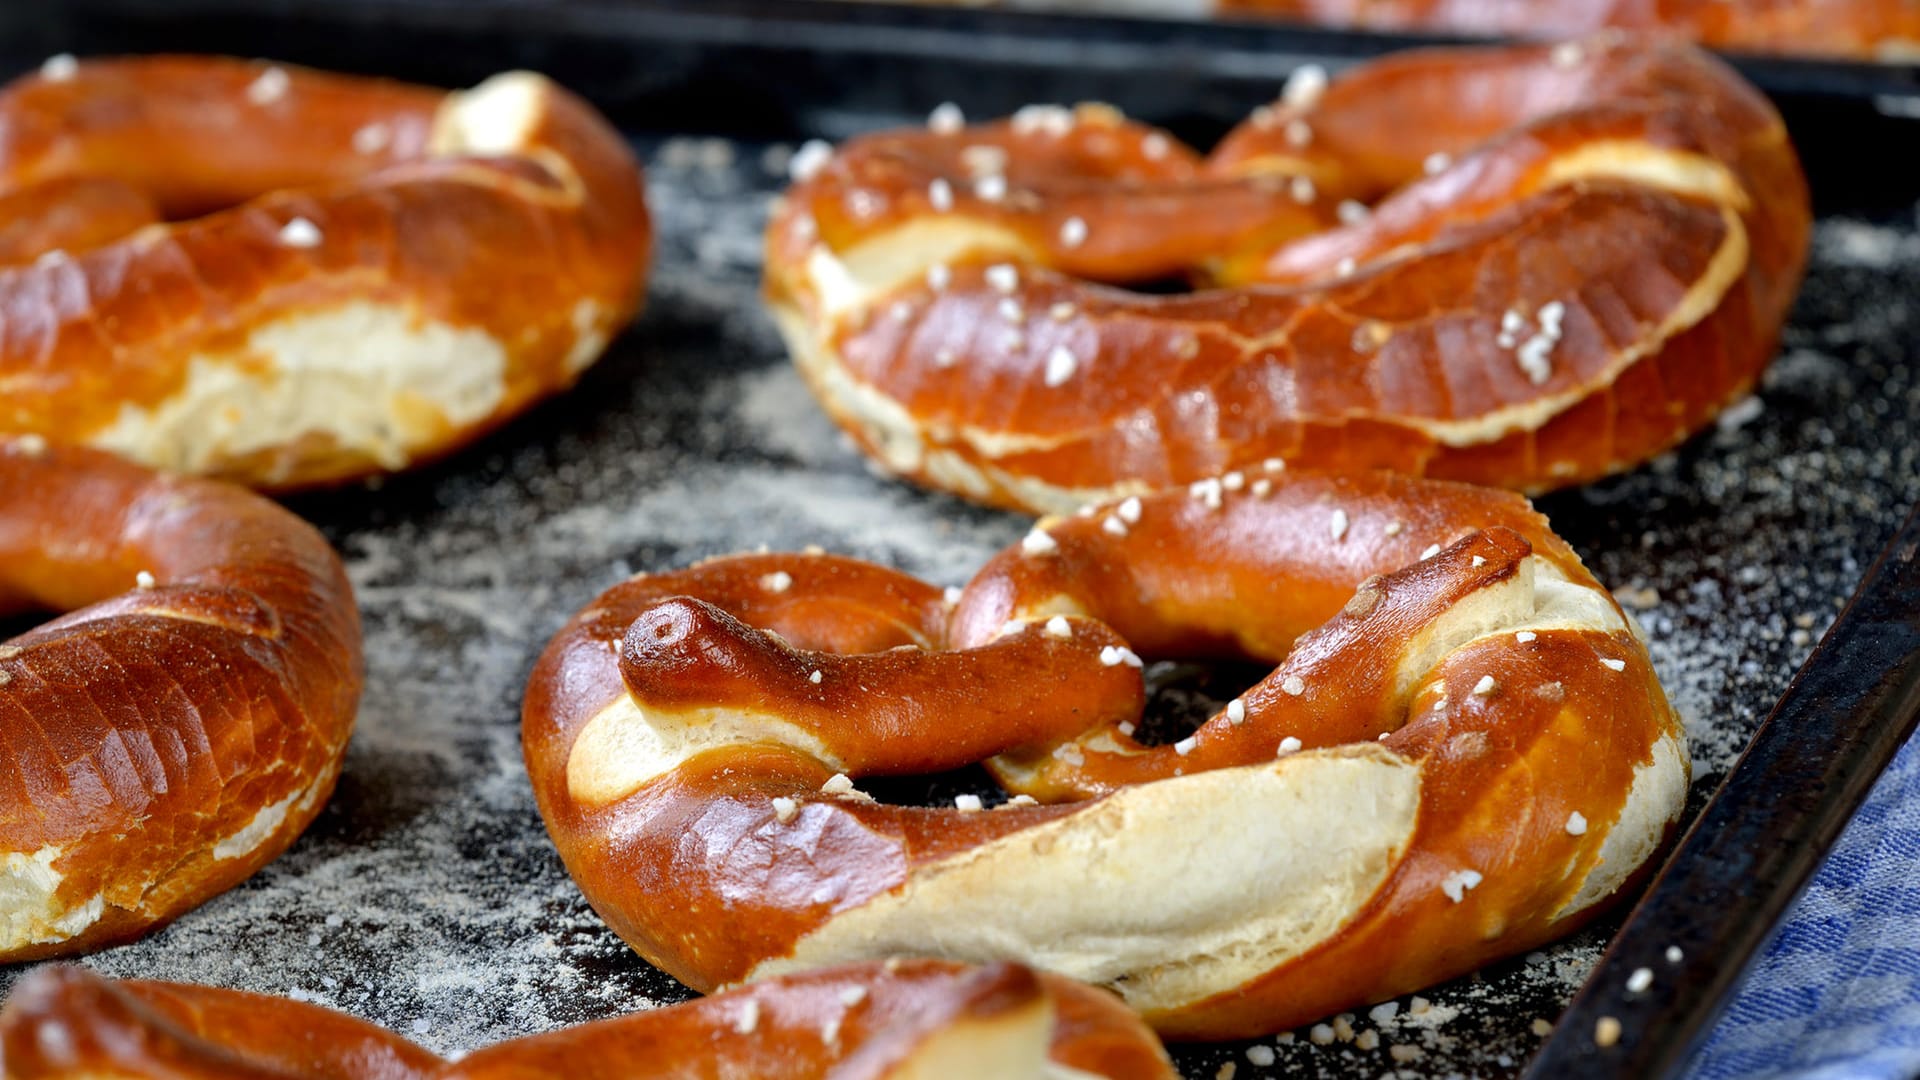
[{"left": 4, "top": 2, "right": 1919, "bottom": 1078}]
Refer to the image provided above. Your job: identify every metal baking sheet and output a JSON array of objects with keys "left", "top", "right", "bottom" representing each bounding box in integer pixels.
[{"left": 5, "top": 2, "right": 1920, "bottom": 1077}]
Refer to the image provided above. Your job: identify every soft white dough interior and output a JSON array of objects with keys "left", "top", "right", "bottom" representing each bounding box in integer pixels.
[
  {"left": 755, "top": 748, "right": 1421, "bottom": 1015},
  {"left": 430, "top": 70, "right": 546, "bottom": 157},
  {"left": 211, "top": 773, "right": 328, "bottom": 862},
  {"left": 803, "top": 217, "right": 1035, "bottom": 322},
  {"left": 1557, "top": 731, "right": 1689, "bottom": 919},
  {"left": 567, "top": 697, "right": 841, "bottom": 808},
  {"left": 881, "top": 996, "right": 1055, "bottom": 1080},
  {"left": 0, "top": 846, "right": 103, "bottom": 952},
  {"left": 89, "top": 301, "right": 509, "bottom": 476}
]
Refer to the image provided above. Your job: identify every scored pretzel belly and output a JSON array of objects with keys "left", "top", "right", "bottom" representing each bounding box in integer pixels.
[
  {"left": 524, "top": 468, "right": 1688, "bottom": 1038},
  {"left": 0, "top": 55, "right": 650, "bottom": 489},
  {"left": 764, "top": 35, "right": 1809, "bottom": 514},
  {"left": 0, "top": 960, "right": 1176, "bottom": 1079},
  {"left": 0, "top": 439, "right": 361, "bottom": 961}
]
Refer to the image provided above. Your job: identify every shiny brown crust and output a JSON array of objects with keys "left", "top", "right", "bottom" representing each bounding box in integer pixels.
[
  {"left": 0, "top": 961, "right": 1175, "bottom": 1078},
  {"left": 764, "top": 36, "right": 1809, "bottom": 514},
  {"left": 1214, "top": 1, "right": 1920, "bottom": 62},
  {"left": 0, "top": 55, "right": 650, "bottom": 489},
  {"left": 0, "top": 440, "right": 361, "bottom": 961},
  {"left": 524, "top": 468, "right": 1688, "bottom": 1037}
]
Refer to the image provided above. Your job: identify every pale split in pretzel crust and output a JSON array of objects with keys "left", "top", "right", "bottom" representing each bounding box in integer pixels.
[
  {"left": 0, "top": 57, "right": 650, "bottom": 489},
  {"left": 0, "top": 959, "right": 1175, "bottom": 1079},
  {"left": 524, "top": 469, "right": 1688, "bottom": 1038},
  {"left": 0, "top": 440, "right": 362, "bottom": 960},
  {"left": 764, "top": 36, "right": 1810, "bottom": 514}
]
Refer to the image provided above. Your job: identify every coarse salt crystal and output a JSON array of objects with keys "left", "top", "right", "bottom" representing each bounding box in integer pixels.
[
  {"left": 1022, "top": 529, "right": 1058, "bottom": 555},
  {"left": 1440, "top": 868, "right": 1483, "bottom": 902},
  {"left": 40, "top": 54, "right": 78, "bottom": 81},
  {"left": 928, "top": 102, "right": 965, "bottom": 133},
  {"left": 1283, "top": 64, "right": 1328, "bottom": 109},
  {"left": 789, "top": 139, "right": 833, "bottom": 182},
  {"left": 1043, "top": 346, "right": 1078, "bottom": 387},
  {"left": 278, "top": 217, "right": 323, "bottom": 248},
  {"left": 246, "top": 66, "right": 290, "bottom": 105}
]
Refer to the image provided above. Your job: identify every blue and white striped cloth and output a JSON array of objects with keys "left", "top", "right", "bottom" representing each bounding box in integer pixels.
[{"left": 1685, "top": 731, "right": 1920, "bottom": 1079}]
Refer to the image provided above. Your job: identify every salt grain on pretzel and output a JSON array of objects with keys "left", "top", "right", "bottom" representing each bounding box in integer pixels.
[
  {"left": 524, "top": 469, "right": 1687, "bottom": 1038},
  {"left": 0, "top": 56, "right": 649, "bottom": 489},
  {"left": 764, "top": 37, "right": 1809, "bottom": 513},
  {"left": 0, "top": 961, "right": 1174, "bottom": 1078}
]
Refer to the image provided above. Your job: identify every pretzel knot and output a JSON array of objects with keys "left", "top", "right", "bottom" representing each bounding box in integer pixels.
[
  {"left": 764, "top": 36, "right": 1809, "bottom": 513},
  {"left": 0, "top": 56, "right": 649, "bottom": 489},
  {"left": 525, "top": 470, "right": 1687, "bottom": 1038}
]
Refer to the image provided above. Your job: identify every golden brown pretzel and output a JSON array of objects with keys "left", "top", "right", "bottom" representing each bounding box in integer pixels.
[
  {"left": 0, "top": 55, "right": 650, "bottom": 489},
  {"left": 0, "top": 960, "right": 1175, "bottom": 1078},
  {"left": 1213, "top": 0, "right": 1920, "bottom": 62},
  {"left": 764, "top": 36, "right": 1809, "bottom": 514},
  {"left": 0, "top": 439, "right": 360, "bottom": 961},
  {"left": 524, "top": 468, "right": 1687, "bottom": 1037}
]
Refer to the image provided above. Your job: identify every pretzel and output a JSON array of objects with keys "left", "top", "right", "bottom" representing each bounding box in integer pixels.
[
  {"left": 525, "top": 468, "right": 1687, "bottom": 1037},
  {"left": 0, "top": 55, "right": 650, "bottom": 489},
  {"left": 1212, "top": 1, "right": 1920, "bottom": 62},
  {"left": 0, "top": 960, "right": 1175, "bottom": 1078},
  {"left": 0, "top": 439, "right": 360, "bottom": 960},
  {"left": 764, "top": 36, "right": 1808, "bottom": 514}
]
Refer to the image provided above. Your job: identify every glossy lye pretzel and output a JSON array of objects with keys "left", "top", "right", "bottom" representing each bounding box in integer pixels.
[
  {"left": 765, "top": 36, "right": 1809, "bottom": 514},
  {"left": 0, "top": 960, "right": 1175, "bottom": 1078},
  {"left": 1213, "top": 0, "right": 1920, "bottom": 62},
  {"left": 0, "top": 55, "right": 650, "bottom": 489},
  {"left": 526, "top": 468, "right": 1687, "bottom": 1037},
  {"left": 0, "top": 440, "right": 361, "bottom": 961}
]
